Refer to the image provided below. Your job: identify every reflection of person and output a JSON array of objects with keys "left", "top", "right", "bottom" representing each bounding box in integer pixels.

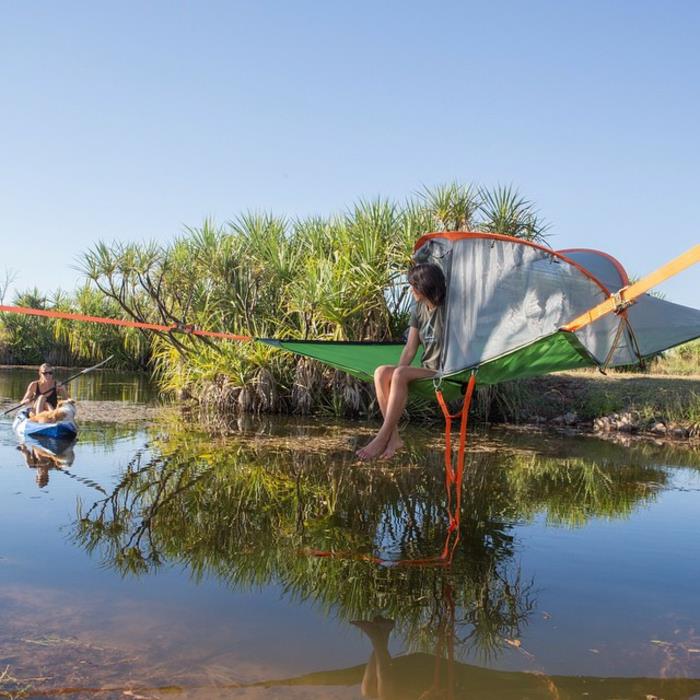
[
  {"left": 351, "top": 617, "right": 399, "bottom": 700},
  {"left": 21, "top": 363, "right": 69, "bottom": 415},
  {"left": 17, "top": 442, "right": 75, "bottom": 488},
  {"left": 357, "top": 263, "right": 446, "bottom": 461}
]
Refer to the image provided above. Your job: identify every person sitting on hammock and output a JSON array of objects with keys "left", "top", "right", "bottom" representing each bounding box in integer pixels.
[{"left": 356, "top": 263, "right": 446, "bottom": 461}]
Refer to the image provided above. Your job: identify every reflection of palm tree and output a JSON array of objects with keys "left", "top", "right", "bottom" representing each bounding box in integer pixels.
[
  {"left": 73, "top": 429, "right": 537, "bottom": 661},
  {"left": 72, "top": 421, "right": 668, "bottom": 662}
]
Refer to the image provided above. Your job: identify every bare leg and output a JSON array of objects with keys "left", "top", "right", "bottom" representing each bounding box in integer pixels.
[
  {"left": 352, "top": 617, "right": 397, "bottom": 699},
  {"left": 373, "top": 366, "right": 403, "bottom": 457},
  {"left": 360, "top": 650, "right": 379, "bottom": 698},
  {"left": 357, "top": 366, "right": 435, "bottom": 461}
]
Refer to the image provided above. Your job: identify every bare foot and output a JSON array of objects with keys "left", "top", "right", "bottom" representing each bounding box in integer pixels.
[
  {"left": 356, "top": 434, "right": 390, "bottom": 461},
  {"left": 380, "top": 435, "right": 404, "bottom": 460}
]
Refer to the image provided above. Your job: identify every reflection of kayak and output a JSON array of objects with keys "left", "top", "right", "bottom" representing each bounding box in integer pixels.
[
  {"left": 17, "top": 432, "right": 76, "bottom": 488},
  {"left": 13, "top": 407, "right": 78, "bottom": 440},
  {"left": 19, "top": 433, "right": 77, "bottom": 466}
]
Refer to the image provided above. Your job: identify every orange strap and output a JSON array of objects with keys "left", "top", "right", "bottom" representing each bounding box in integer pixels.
[
  {"left": 0, "top": 304, "right": 252, "bottom": 342},
  {"left": 562, "top": 244, "right": 700, "bottom": 332},
  {"left": 436, "top": 374, "right": 477, "bottom": 535}
]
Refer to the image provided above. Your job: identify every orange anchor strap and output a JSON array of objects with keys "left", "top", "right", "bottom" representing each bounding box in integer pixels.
[
  {"left": 562, "top": 244, "right": 700, "bottom": 332},
  {"left": 0, "top": 305, "right": 252, "bottom": 342},
  {"left": 453, "top": 374, "right": 476, "bottom": 528},
  {"left": 436, "top": 373, "right": 477, "bottom": 536},
  {"left": 436, "top": 389, "right": 457, "bottom": 484}
]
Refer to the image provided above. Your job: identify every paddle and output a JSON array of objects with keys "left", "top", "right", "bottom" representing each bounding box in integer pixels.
[{"left": 1, "top": 355, "right": 115, "bottom": 416}]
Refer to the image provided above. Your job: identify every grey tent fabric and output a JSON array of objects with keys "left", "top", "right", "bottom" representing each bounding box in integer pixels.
[
  {"left": 562, "top": 249, "right": 700, "bottom": 364},
  {"left": 414, "top": 234, "right": 700, "bottom": 378},
  {"left": 616, "top": 295, "right": 700, "bottom": 357},
  {"left": 419, "top": 236, "right": 609, "bottom": 374},
  {"left": 557, "top": 248, "right": 628, "bottom": 292}
]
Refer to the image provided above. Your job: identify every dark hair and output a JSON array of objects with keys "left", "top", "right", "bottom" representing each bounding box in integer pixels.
[{"left": 407, "top": 263, "right": 446, "bottom": 307}]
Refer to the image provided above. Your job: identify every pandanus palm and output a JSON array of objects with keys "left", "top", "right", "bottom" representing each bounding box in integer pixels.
[
  {"left": 69, "top": 182, "right": 556, "bottom": 413},
  {"left": 478, "top": 184, "right": 550, "bottom": 243},
  {"left": 417, "top": 182, "right": 481, "bottom": 232}
]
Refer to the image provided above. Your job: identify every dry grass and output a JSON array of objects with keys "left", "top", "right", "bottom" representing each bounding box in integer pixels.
[{"left": 510, "top": 371, "right": 700, "bottom": 425}]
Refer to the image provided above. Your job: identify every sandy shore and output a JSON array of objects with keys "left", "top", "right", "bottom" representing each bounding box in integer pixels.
[{"left": 0, "top": 399, "right": 165, "bottom": 424}]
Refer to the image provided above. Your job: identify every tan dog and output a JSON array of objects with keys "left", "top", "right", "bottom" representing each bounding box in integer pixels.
[{"left": 31, "top": 399, "right": 77, "bottom": 424}]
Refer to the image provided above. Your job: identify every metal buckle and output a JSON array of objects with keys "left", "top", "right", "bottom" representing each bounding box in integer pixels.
[{"left": 612, "top": 289, "right": 632, "bottom": 314}]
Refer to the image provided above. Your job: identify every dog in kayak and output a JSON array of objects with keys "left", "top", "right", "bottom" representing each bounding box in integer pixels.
[{"left": 30, "top": 398, "right": 77, "bottom": 424}]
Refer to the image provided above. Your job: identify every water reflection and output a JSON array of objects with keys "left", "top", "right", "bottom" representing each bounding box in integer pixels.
[
  {"left": 0, "top": 366, "right": 156, "bottom": 404},
  {"left": 16, "top": 435, "right": 76, "bottom": 487},
  {"left": 0, "top": 400, "right": 698, "bottom": 697},
  {"left": 73, "top": 419, "right": 675, "bottom": 669},
  {"left": 256, "top": 635, "right": 700, "bottom": 699}
]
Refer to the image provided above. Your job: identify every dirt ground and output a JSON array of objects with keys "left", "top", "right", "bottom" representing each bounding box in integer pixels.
[{"left": 0, "top": 399, "right": 165, "bottom": 425}]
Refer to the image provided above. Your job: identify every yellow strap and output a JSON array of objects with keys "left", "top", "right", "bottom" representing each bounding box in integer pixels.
[{"left": 562, "top": 244, "right": 700, "bottom": 332}]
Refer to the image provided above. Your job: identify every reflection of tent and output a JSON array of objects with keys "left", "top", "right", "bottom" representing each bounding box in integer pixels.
[{"left": 263, "top": 233, "right": 700, "bottom": 397}]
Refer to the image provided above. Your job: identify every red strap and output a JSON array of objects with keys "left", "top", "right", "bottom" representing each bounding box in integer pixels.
[
  {"left": 437, "top": 374, "right": 476, "bottom": 534},
  {"left": 0, "top": 305, "right": 252, "bottom": 342},
  {"left": 436, "top": 389, "right": 456, "bottom": 487}
]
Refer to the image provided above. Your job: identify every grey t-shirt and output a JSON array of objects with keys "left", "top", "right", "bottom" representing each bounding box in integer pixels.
[{"left": 409, "top": 302, "right": 445, "bottom": 371}]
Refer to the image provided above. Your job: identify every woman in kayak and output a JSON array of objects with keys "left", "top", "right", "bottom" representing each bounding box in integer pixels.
[
  {"left": 21, "top": 363, "right": 69, "bottom": 416},
  {"left": 356, "top": 262, "right": 446, "bottom": 461}
]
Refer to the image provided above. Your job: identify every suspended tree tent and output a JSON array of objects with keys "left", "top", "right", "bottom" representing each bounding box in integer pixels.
[
  {"left": 262, "top": 233, "right": 700, "bottom": 399},
  {"left": 2, "top": 233, "right": 696, "bottom": 388}
]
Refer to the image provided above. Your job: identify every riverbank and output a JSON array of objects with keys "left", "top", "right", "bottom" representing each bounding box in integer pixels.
[
  {"left": 504, "top": 370, "right": 700, "bottom": 440},
  {"left": 0, "top": 399, "right": 163, "bottom": 425},
  {"left": 1, "top": 368, "right": 698, "bottom": 442}
]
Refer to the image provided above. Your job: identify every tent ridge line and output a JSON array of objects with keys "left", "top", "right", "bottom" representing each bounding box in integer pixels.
[{"left": 414, "top": 231, "right": 613, "bottom": 296}]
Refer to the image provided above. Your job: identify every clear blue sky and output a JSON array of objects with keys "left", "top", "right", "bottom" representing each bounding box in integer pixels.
[{"left": 1, "top": 1, "right": 698, "bottom": 307}]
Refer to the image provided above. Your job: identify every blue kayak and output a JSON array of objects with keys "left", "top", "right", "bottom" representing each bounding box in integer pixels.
[{"left": 13, "top": 407, "right": 78, "bottom": 440}]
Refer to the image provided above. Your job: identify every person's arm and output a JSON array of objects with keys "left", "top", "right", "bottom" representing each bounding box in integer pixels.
[
  {"left": 21, "top": 381, "right": 37, "bottom": 404},
  {"left": 397, "top": 326, "right": 421, "bottom": 367}
]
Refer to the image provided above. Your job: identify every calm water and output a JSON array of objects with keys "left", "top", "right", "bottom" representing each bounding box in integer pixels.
[
  {"left": 1, "top": 369, "right": 700, "bottom": 699},
  {"left": 0, "top": 366, "right": 156, "bottom": 403}
]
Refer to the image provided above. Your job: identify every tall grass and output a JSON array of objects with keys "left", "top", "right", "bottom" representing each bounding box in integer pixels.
[
  {"left": 0, "top": 285, "right": 148, "bottom": 368},
  {"left": 2, "top": 183, "right": 548, "bottom": 412},
  {"left": 74, "top": 184, "right": 549, "bottom": 414},
  {"left": 652, "top": 339, "right": 700, "bottom": 376}
]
